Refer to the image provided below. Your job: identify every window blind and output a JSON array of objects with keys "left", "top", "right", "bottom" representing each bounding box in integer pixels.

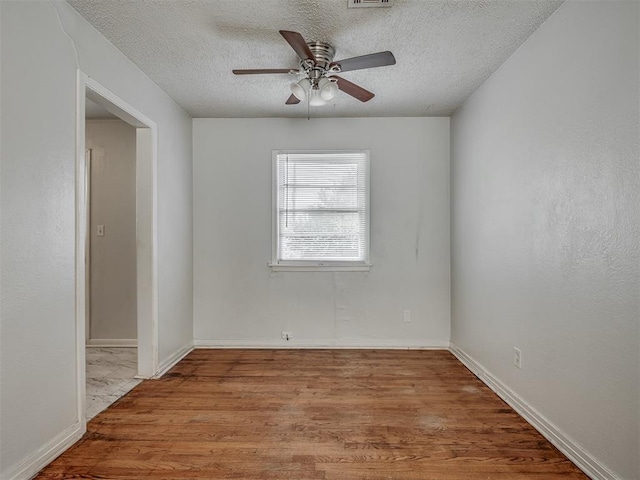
[{"left": 275, "top": 151, "right": 369, "bottom": 263}]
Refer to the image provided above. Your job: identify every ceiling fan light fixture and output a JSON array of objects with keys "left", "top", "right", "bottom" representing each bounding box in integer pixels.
[
  {"left": 290, "top": 78, "right": 311, "bottom": 101},
  {"left": 318, "top": 77, "right": 338, "bottom": 101},
  {"left": 309, "top": 87, "right": 327, "bottom": 106}
]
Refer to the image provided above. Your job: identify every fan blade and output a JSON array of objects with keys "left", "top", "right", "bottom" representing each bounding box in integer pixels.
[
  {"left": 233, "top": 69, "right": 294, "bottom": 75},
  {"left": 285, "top": 94, "right": 301, "bottom": 105},
  {"left": 330, "top": 51, "right": 396, "bottom": 73},
  {"left": 279, "top": 30, "right": 315, "bottom": 62},
  {"left": 333, "top": 76, "right": 375, "bottom": 102}
]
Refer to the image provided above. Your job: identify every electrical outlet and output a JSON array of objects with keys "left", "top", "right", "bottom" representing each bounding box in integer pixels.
[
  {"left": 403, "top": 309, "right": 411, "bottom": 323},
  {"left": 513, "top": 347, "right": 522, "bottom": 369},
  {"left": 281, "top": 331, "right": 293, "bottom": 341}
]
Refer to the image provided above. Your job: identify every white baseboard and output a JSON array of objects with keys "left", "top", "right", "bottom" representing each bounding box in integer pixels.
[
  {"left": 86, "top": 338, "right": 137, "bottom": 347},
  {"left": 448, "top": 343, "right": 617, "bottom": 480},
  {"left": 194, "top": 338, "right": 450, "bottom": 349},
  {"left": 2, "top": 421, "right": 84, "bottom": 480},
  {"left": 154, "top": 341, "right": 194, "bottom": 378}
]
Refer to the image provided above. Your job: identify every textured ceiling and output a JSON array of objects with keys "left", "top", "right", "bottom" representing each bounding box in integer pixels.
[{"left": 68, "top": 0, "right": 563, "bottom": 118}]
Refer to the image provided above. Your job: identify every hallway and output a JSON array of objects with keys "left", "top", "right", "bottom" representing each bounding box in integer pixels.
[{"left": 86, "top": 347, "right": 141, "bottom": 419}]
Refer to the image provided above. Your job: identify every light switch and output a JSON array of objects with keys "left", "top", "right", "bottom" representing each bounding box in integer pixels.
[{"left": 97, "top": 225, "right": 105, "bottom": 237}]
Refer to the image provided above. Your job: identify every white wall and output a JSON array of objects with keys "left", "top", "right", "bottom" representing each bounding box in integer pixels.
[
  {"left": 193, "top": 118, "right": 450, "bottom": 348},
  {"left": 450, "top": 1, "right": 639, "bottom": 479},
  {"left": 86, "top": 120, "right": 137, "bottom": 342},
  {"left": 0, "top": 2, "right": 193, "bottom": 477}
]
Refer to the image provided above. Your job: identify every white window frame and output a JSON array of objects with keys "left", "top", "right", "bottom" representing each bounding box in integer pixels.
[{"left": 270, "top": 149, "right": 371, "bottom": 272}]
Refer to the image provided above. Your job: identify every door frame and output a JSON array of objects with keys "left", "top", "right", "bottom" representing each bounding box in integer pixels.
[
  {"left": 75, "top": 71, "right": 159, "bottom": 428},
  {"left": 85, "top": 148, "right": 91, "bottom": 343}
]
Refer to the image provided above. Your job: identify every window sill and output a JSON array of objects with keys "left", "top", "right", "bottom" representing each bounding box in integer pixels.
[{"left": 269, "top": 263, "right": 372, "bottom": 272}]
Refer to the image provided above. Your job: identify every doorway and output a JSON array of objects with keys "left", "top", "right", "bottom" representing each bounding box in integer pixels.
[
  {"left": 84, "top": 115, "right": 141, "bottom": 418},
  {"left": 75, "top": 73, "right": 159, "bottom": 428}
]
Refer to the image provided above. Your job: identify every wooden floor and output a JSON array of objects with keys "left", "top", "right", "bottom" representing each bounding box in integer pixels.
[{"left": 37, "top": 349, "right": 587, "bottom": 479}]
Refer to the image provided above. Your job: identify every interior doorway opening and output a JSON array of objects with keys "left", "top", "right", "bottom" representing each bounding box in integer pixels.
[
  {"left": 84, "top": 112, "right": 141, "bottom": 418},
  {"left": 76, "top": 72, "right": 159, "bottom": 427}
]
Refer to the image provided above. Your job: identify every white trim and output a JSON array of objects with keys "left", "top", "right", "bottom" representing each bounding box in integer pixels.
[
  {"left": 448, "top": 344, "right": 483, "bottom": 377},
  {"left": 85, "top": 148, "right": 92, "bottom": 343},
  {"left": 449, "top": 343, "right": 617, "bottom": 480},
  {"left": 84, "top": 79, "right": 154, "bottom": 128},
  {"left": 134, "top": 127, "right": 159, "bottom": 378},
  {"left": 74, "top": 70, "right": 88, "bottom": 432},
  {"left": 2, "top": 421, "right": 83, "bottom": 480},
  {"left": 268, "top": 263, "right": 372, "bottom": 272},
  {"left": 195, "top": 339, "right": 450, "bottom": 349},
  {"left": 86, "top": 338, "right": 138, "bottom": 347},
  {"left": 153, "top": 342, "right": 195, "bottom": 378},
  {"left": 75, "top": 71, "right": 160, "bottom": 433}
]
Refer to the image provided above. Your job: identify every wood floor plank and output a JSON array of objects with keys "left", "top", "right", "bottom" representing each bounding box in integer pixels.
[{"left": 35, "top": 349, "right": 587, "bottom": 479}]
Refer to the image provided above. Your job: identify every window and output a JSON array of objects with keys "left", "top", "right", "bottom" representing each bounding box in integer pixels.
[{"left": 271, "top": 150, "right": 371, "bottom": 271}]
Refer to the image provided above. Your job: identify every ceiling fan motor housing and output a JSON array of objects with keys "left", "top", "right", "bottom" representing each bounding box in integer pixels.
[{"left": 304, "top": 41, "right": 336, "bottom": 80}]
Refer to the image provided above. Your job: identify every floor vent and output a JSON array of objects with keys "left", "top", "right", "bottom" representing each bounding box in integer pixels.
[{"left": 348, "top": 0, "right": 393, "bottom": 8}]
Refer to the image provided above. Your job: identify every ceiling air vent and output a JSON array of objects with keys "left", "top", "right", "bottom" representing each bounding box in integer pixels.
[{"left": 348, "top": 0, "right": 393, "bottom": 8}]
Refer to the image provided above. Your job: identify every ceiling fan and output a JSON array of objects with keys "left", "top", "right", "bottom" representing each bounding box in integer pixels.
[{"left": 232, "top": 30, "right": 396, "bottom": 106}]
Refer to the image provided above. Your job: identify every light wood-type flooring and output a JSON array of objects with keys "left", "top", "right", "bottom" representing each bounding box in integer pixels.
[{"left": 37, "top": 349, "right": 588, "bottom": 479}]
